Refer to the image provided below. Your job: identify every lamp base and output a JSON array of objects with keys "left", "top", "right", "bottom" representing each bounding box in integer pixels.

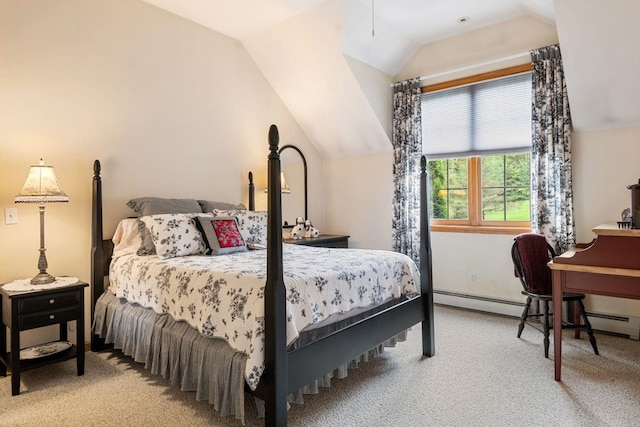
[{"left": 31, "top": 272, "right": 56, "bottom": 285}]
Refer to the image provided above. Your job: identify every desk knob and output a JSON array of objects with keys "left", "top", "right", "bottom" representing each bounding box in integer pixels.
[
  {"left": 49, "top": 314, "right": 55, "bottom": 320},
  {"left": 49, "top": 299, "right": 55, "bottom": 304}
]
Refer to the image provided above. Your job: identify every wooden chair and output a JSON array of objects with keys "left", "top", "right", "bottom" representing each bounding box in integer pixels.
[{"left": 511, "top": 233, "right": 599, "bottom": 358}]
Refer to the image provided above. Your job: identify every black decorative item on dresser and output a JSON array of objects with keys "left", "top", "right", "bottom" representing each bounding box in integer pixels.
[
  {"left": 283, "top": 234, "right": 349, "bottom": 248},
  {"left": 0, "top": 281, "right": 88, "bottom": 395}
]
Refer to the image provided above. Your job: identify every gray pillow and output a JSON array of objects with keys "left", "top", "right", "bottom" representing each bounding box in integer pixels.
[
  {"left": 128, "top": 197, "right": 202, "bottom": 216},
  {"left": 127, "top": 197, "right": 202, "bottom": 255},
  {"left": 197, "top": 200, "right": 246, "bottom": 213}
]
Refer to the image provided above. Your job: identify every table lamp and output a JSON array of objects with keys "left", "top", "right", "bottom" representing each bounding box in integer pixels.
[
  {"left": 264, "top": 172, "right": 291, "bottom": 194},
  {"left": 15, "top": 158, "right": 69, "bottom": 285}
]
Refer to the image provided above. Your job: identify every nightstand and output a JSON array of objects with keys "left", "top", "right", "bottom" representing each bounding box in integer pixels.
[
  {"left": 284, "top": 234, "right": 349, "bottom": 248},
  {"left": 0, "top": 280, "right": 88, "bottom": 395}
]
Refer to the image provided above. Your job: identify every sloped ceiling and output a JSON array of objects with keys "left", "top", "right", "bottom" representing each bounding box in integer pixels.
[
  {"left": 341, "top": 0, "right": 554, "bottom": 74},
  {"left": 554, "top": 0, "right": 640, "bottom": 131},
  {"left": 242, "top": 1, "right": 390, "bottom": 158},
  {"left": 141, "top": 0, "right": 639, "bottom": 157}
]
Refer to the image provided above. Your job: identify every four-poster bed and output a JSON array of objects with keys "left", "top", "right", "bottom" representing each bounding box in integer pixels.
[{"left": 90, "top": 124, "right": 435, "bottom": 426}]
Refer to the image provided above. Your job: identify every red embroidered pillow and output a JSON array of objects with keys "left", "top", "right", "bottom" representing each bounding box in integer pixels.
[
  {"left": 195, "top": 216, "right": 247, "bottom": 255},
  {"left": 213, "top": 219, "right": 245, "bottom": 248}
]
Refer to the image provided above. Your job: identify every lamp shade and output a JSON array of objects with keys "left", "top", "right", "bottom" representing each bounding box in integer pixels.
[
  {"left": 280, "top": 171, "right": 291, "bottom": 194},
  {"left": 15, "top": 159, "right": 69, "bottom": 204},
  {"left": 264, "top": 171, "right": 291, "bottom": 194}
]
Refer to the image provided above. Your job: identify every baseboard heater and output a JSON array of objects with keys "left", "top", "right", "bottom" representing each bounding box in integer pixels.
[{"left": 434, "top": 290, "right": 640, "bottom": 340}]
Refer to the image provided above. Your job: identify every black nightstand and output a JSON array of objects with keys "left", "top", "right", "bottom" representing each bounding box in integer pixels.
[
  {"left": 284, "top": 234, "right": 349, "bottom": 248},
  {"left": 0, "top": 281, "right": 88, "bottom": 395}
]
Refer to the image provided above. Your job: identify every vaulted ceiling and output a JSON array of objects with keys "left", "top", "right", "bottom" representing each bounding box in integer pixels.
[{"left": 141, "top": 0, "right": 640, "bottom": 157}]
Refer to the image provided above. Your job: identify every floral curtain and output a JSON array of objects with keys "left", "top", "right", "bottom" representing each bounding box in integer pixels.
[
  {"left": 392, "top": 78, "right": 422, "bottom": 263},
  {"left": 530, "top": 44, "right": 575, "bottom": 253}
]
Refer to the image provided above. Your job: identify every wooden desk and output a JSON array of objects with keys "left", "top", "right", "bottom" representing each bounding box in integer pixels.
[{"left": 549, "top": 223, "right": 640, "bottom": 381}]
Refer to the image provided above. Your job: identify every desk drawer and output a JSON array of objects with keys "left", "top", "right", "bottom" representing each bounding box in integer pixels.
[
  {"left": 19, "top": 307, "right": 79, "bottom": 330},
  {"left": 18, "top": 291, "right": 79, "bottom": 315}
]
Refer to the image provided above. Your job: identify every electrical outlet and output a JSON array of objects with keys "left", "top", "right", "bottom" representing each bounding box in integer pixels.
[
  {"left": 468, "top": 273, "right": 477, "bottom": 283},
  {"left": 4, "top": 208, "right": 18, "bottom": 225}
]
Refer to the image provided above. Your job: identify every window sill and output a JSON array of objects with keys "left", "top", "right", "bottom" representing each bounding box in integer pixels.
[{"left": 430, "top": 224, "right": 532, "bottom": 235}]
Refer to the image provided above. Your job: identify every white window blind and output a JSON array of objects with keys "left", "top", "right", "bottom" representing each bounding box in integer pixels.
[{"left": 422, "top": 72, "right": 532, "bottom": 159}]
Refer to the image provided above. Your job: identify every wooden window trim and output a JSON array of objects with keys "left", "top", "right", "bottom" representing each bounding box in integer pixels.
[
  {"left": 424, "top": 64, "right": 533, "bottom": 235},
  {"left": 469, "top": 157, "right": 481, "bottom": 225},
  {"left": 430, "top": 155, "right": 531, "bottom": 234},
  {"left": 430, "top": 224, "right": 532, "bottom": 235},
  {"left": 421, "top": 63, "right": 532, "bottom": 94}
]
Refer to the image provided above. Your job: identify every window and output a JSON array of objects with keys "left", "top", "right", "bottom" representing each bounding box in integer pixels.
[{"left": 421, "top": 65, "right": 532, "bottom": 234}]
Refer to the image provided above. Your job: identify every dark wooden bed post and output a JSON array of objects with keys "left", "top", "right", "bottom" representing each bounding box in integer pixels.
[
  {"left": 91, "top": 160, "right": 105, "bottom": 352},
  {"left": 420, "top": 156, "right": 435, "bottom": 357},
  {"left": 264, "top": 124, "right": 288, "bottom": 426},
  {"left": 248, "top": 171, "right": 255, "bottom": 211}
]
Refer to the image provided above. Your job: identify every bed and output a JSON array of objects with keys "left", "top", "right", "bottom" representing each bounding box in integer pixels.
[{"left": 90, "top": 124, "right": 435, "bottom": 426}]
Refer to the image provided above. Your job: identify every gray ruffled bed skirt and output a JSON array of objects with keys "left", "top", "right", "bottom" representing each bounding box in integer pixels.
[{"left": 92, "top": 290, "right": 407, "bottom": 424}]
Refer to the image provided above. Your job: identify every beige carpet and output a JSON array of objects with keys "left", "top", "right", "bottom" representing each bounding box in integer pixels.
[{"left": 2, "top": 305, "right": 640, "bottom": 426}]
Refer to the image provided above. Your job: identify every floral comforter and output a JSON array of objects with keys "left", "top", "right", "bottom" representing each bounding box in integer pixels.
[{"left": 109, "top": 244, "right": 419, "bottom": 390}]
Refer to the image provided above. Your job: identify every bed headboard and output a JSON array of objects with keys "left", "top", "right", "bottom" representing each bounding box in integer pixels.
[{"left": 90, "top": 160, "right": 256, "bottom": 350}]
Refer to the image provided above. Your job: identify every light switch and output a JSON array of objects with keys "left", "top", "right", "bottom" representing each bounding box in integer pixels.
[{"left": 5, "top": 208, "right": 18, "bottom": 225}]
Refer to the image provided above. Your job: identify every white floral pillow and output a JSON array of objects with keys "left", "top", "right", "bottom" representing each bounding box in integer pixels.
[
  {"left": 212, "top": 209, "right": 268, "bottom": 246},
  {"left": 140, "top": 213, "right": 210, "bottom": 259}
]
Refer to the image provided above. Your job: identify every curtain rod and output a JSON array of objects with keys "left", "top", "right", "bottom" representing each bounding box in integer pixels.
[{"left": 392, "top": 51, "right": 530, "bottom": 87}]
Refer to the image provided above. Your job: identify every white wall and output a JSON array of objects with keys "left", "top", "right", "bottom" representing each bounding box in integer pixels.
[
  {"left": 572, "top": 126, "right": 640, "bottom": 317},
  {"left": 0, "top": 0, "right": 321, "bottom": 346},
  {"left": 324, "top": 152, "right": 393, "bottom": 249},
  {"left": 344, "top": 55, "right": 394, "bottom": 142}
]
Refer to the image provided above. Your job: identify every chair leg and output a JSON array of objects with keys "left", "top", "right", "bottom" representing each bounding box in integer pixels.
[
  {"left": 542, "top": 300, "right": 550, "bottom": 358},
  {"left": 574, "top": 301, "right": 581, "bottom": 339},
  {"left": 578, "top": 300, "right": 599, "bottom": 355},
  {"left": 518, "top": 297, "right": 532, "bottom": 338}
]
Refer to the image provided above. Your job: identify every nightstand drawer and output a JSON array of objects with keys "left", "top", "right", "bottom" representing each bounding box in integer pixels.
[
  {"left": 19, "top": 306, "right": 80, "bottom": 330},
  {"left": 302, "top": 239, "right": 348, "bottom": 248},
  {"left": 18, "top": 290, "right": 80, "bottom": 315}
]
